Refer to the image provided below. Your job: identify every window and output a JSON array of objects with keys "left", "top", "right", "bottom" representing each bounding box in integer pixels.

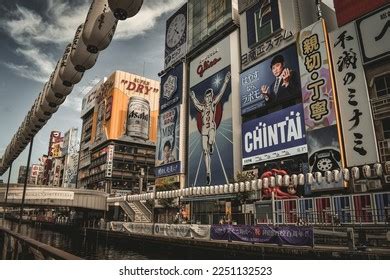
[
  {"left": 382, "top": 118, "right": 390, "bottom": 139},
  {"left": 375, "top": 74, "right": 390, "bottom": 97}
]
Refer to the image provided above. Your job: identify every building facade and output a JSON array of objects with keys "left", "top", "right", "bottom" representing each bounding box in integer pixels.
[{"left": 77, "top": 71, "right": 160, "bottom": 194}]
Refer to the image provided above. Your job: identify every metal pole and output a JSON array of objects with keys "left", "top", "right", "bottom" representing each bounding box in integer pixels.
[
  {"left": 18, "top": 137, "right": 34, "bottom": 232},
  {"left": 2, "top": 162, "right": 13, "bottom": 220}
]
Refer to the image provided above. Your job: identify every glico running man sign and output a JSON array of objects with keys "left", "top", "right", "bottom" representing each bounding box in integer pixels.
[{"left": 242, "top": 104, "right": 307, "bottom": 165}]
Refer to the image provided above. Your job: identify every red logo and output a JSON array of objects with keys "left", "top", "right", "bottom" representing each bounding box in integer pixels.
[{"left": 197, "top": 57, "right": 221, "bottom": 77}]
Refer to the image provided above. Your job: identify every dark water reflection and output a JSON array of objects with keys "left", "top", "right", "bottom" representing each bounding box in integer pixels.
[{"left": 0, "top": 219, "right": 148, "bottom": 260}]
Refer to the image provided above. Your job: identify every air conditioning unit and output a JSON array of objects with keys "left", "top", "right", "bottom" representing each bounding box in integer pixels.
[
  {"left": 384, "top": 175, "right": 390, "bottom": 184},
  {"left": 367, "top": 179, "right": 382, "bottom": 190}
]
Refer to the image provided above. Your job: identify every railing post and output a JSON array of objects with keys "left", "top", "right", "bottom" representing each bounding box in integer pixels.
[
  {"left": 18, "top": 137, "right": 34, "bottom": 232},
  {"left": 3, "top": 162, "right": 13, "bottom": 220}
]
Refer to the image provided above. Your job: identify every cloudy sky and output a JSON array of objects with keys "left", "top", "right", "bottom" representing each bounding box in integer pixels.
[
  {"left": 0, "top": 0, "right": 186, "bottom": 182},
  {"left": 0, "top": 0, "right": 334, "bottom": 183}
]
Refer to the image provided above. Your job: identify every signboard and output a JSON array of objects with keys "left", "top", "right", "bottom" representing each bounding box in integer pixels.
[
  {"left": 210, "top": 224, "right": 313, "bottom": 246},
  {"left": 356, "top": 4, "right": 390, "bottom": 64},
  {"left": 160, "top": 63, "right": 183, "bottom": 112},
  {"left": 92, "top": 71, "right": 160, "bottom": 144},
  {"left": 80, "top": 78, "right": 106, "bottom": 117},
  {"left": 62, "top": 128, "right": 78, "bottom": 156},
  {"left": 155, "top": 106, "right": 181, "bottom": 177},
  {"left": 52, "top": 159, "right": 62, "bottom": 187},
  {"left": 48, "top": 131, "right": 61, "bottom": 158},
  {"left": 333, "top": 0, "right": 387, "bottom": 27},
  {"left": 7, "top": 190, "right": 75, "bottom": 200},
  {"left": 242, "top": 104, "right": 307, "bottom": 165},
  {"left": 164, "top": 4, "right": 187, "bottom": 69},
  {"left": 189, "top": 35, "right": 233, "bottom": 186},
  {"left": 297, "top": 20, "right": 337, "bottom": 131},
  {"left": 240, "top": 44, "right": 301, "bottom": 115},
  {"left": 51, "top": 142, "right": 62, "bottom": 158},
  {"left": 105, "top": 145, "right": 114, "bottom": 178},
  {"left": 306, "top": 125, "right": 343, "bottom": 191},
  {"left": 155, "top": 175, "right": 180, "bottom": 187},
  {"left": 245, "top": 0, "right": 281, "bottom": 48},
  {"left": 330, "top": 22, "right": 379, "bottom": 167},
  {"left": 239, "top": 0, "right": 298, "bottom": 69},
  {"left": 63, "top": 153, "right": 79, "bottom": 187}
]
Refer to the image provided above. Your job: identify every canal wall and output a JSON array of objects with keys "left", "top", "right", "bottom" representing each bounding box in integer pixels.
[{"left": 84, "top": 224, "right": 390, "bottom": 259}]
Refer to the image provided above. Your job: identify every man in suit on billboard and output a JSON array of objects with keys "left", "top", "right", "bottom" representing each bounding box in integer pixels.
[{"left": 260, "top": 54, "right": 300, "bottom": 103}]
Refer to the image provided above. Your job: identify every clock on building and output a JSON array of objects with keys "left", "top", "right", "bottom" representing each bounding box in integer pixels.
[{"left": 166, "top": 13, "right": 186, "bottom": 49}]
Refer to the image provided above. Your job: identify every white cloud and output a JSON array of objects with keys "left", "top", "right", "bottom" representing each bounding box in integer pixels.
[
  {"left": 115, "top": 0, "right": 185, "bottom": 40},
  {"left": 2, "top": 48, "right": 56, "bottom": 83},
  {"left": 0, "top": 0, "right": 184, "bottom": 82}
]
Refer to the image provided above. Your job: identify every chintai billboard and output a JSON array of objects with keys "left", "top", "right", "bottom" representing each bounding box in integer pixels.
[{"left": 242, "top": 104, "right": 307, "bottom": 165}]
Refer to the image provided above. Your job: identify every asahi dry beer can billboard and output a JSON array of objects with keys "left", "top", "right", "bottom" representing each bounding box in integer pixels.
[{"left": 127, "top": 96, "right": 150, "bottom": 140}]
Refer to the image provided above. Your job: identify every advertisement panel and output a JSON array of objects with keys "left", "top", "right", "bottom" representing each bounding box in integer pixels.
[
  {"left": 187, "top": 0, "right": 233, "bottom": 51},
  {"left": 306, "top": 125, "right": 343, "bottom": 191},
  {"left": 155, "top": 175, "right": 180, "bottom": 187},
  {"left": 330, "top": 23, "right": 379, "bottom": 167},
  {"left": 356, "top": 4, "right": 390, "bottom": 64},
  {"left": 242, "top": 104, "right": 307, "bottom": 165},
  {"left": 105, "top": 145, "right": 114, "bottom": 178},
  {"left": 160, "top": 63, "right": 183, "bottom": 112},
  {"left": 164, "top": 4, "right": 187, "bottom": 69},
  {"left": 240, "top": 44, "right": 301, "bottom": 115},
  {"left": 80, "top": 78, "right": 106, "bottom": 117},
  {"left": 48, "top": 131, "right": 61, "bottom": 158},
  {"left": 333, "top": 0, "right": 387, "bottom": 27},
  {"left": 297, "top": 20, "right": 337, "bottom": 131},
  {"left": 52, "top": 159, "right": 62, "bottom": 187},
  {"left": 63, "top": 153, "right": 79, "bottom": 188},
  {"left": 92, "top": 71, "right": 160, "bottom": 144},
  {"left": 155, "top": 106, "right": 181, "bottom": 177},
  {"left": 210, "top": 224, "right": 313, "bottom": 246},
  {"left": 62, "top": 128, "right": 78, "bottom": 156},
  {"left": 189, "top": 36, "right": 233, "bottom": 186},
  {"left": 7, "top": 190, "right": 74, "bottom": 201},
  {"left": 51, "top": 142, "right": 63, "bottom": 158},
  {"left": 245, "top": 0, "right": 280, "bottom": 48},
  {"left": 240, "top": 0, "right": 295, "bottom": 69}
]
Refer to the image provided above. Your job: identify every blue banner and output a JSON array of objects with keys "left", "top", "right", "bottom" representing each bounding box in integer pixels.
[
  {"left": 242, "top": 104, "right": 307, "bottom": 165},
  {"left": 160, "top": 63, "right": 183, "bottom": 112},
  {"left": 240, "top": 44, "right": 301, "bottom": 115},
  {"left": 211, "top": 224, "right": 313, "bottom": 246},
  {"left": 155, "top": 161, "right": 181, "bottom": 177}
]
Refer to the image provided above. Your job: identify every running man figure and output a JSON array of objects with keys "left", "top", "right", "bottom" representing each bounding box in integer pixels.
[{"left": 189, "top": 71, "right": 231, "bottom": 185}]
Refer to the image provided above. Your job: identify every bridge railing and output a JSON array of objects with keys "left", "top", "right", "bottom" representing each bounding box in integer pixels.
[{"left": 0, "top": 226, "right": 82, "bottom": 260}]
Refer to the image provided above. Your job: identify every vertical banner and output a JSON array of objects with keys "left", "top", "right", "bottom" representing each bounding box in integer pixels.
[
  {"left": 189, "top": 35, "right": 233, "bottom": 186},
  {"left": 297, "top": 20, "right": 337, "bottom": 131},
  {"left": 106, "top": 145, "right": 114, "bottom": 178},
  {"left": 297, "top": 20, "right": 343, "bottom": 191},
  {"left": 155, "top": 106, "right": 181, "bottom": 177},
  {"left": 330, "top": 22, "right": 379, "bottom": 167},
  {"left": 164, "top": 4, "right": 187, "bottom": 69},
  {"left": 160, "top": 63, "right": 183, "bottom": 112}
]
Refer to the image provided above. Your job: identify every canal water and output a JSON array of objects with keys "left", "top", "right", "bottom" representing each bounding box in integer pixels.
[{"left": 0, "top": 218, "right": 150, "bottom": 260}]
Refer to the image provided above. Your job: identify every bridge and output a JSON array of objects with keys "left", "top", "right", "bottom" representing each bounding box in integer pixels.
[{"left": 0, "top": 184, "right": 107, "bottom": 211}]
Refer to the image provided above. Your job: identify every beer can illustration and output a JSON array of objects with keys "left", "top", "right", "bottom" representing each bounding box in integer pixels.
[{"left": 127, "top": 96, "right": 150, "bottom": 140}]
